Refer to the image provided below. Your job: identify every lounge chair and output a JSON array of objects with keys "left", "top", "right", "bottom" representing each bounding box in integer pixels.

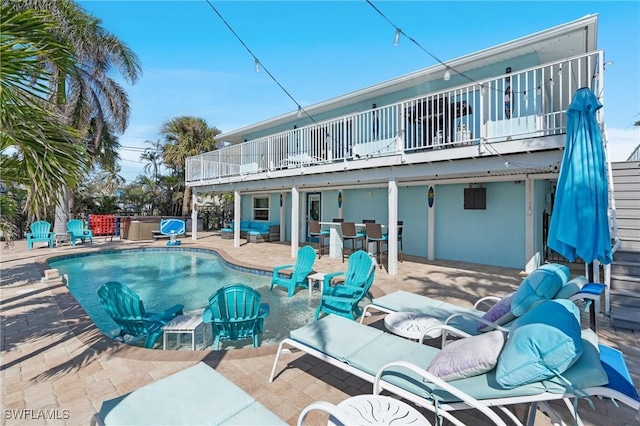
[
  {"left": 97, "top": 281, "right": 184, "bottom": 348},
  {"left": 360, "top": 263, "right": 605, "bottom": 339},
  {"left": 26, "top": 220, "right": 55, "bottom": 249},
  {"left": 203, "top": 284, "right": 270, "bottom": 349},
  {"left": 91, "top": 362, "right": 286, "bottom": 425},
  {"left": 270, "top": 245, "right": 316, "bottom": 297},
  {"left": 66, "top": 219, "right": 93, "bottom": 246},
  {"left": 271, "top": 305, "right": 640, "bottom": 426},
  {"left": 314, "top": 250, "right": 375, "bottom": 321}
]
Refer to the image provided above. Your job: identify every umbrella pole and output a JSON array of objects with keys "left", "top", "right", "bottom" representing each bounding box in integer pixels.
[{"left": 583, "top": 261, "right": 607, "bottom": 333}]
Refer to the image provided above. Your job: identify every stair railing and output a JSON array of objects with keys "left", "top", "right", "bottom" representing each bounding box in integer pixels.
[{"left": 601, "top": 124, "right": 621, "bottom": 315}]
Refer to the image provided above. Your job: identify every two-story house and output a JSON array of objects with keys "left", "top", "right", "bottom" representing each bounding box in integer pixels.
[{"left": 186, "top": 14, "right": 606, "bottom": 276}]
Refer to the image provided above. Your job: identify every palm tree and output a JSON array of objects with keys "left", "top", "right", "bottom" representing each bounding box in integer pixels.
[
  {"left": 1, "top": 5, "right": 87, "bottom": 221},
  {"left": 141, "top": 140, "right": 163, "bottom": 183},
  {"left": 98, "top": 164, "right": 126, "bottom": 194},
  {"left": 161, "top": 116, "right": 220, "bottom": 216},
  {"left": 7, "top": 0, "right": 142, "bottom": 233}
]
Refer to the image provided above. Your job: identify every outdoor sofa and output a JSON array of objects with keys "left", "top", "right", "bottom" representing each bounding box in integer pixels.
[{"left": 221, "top": 220, "right": 279, "bottom": 243}]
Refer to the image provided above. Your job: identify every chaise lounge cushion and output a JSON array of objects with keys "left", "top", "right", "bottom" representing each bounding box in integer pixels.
[
  {"left": 510, "top": 263, "right": 570, "bottom": 317},
  {"left": 290, "top": 314, "right": 384, "bottom": 362},
  {"left": 427, "top": 330, "right": 506, "bottom": 381},
  {"left": 284, "top": 314, "right": 609, "bottom": 406},
  {"left": 94, "top": 362, "right": 285, "bottom": 425},
  {"left": 496, "top": 299, "right": 583, "bottom": 389}
]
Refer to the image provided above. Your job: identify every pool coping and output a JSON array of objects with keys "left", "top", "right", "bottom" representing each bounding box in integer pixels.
[{"left": 33, "top": 245, "right": 385, "bottom": 362}]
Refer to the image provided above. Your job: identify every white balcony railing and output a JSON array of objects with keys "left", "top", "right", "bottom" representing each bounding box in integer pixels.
[{"left": 187, "top": 51, "right": 603, "bottom": 183}]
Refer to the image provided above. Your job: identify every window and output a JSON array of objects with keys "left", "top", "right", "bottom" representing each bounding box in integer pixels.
[
  {"left": 464, "top": 187, "right": 486, "bottom": 210},
  {"left": 253, "top": 196, "right": 269, "bottom": 221}
]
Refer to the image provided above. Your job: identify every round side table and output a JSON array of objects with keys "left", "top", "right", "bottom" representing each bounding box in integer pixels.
[
  {"left": 384, "top": 311, "right": 443, "bottom": 340},
  {"left": 331, "top": 395, "right": 430, "bottom": 425}
]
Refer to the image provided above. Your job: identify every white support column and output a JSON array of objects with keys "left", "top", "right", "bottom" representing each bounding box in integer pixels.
[
  {"left": 388, "top": 179, "right": 398, "bottom": 275},
  {"left": 427, "top": 185, "right": 435, "bottom": 260},
  {"left": 291, "top": 186, "right": 299, "bottom": 258},
  {"left": 191, "top": 192, "right": 198, "bottom": 240},
  {"left": 525, "top": 178, "right": 534, "bottom": 267},
  {"left": 233, "top": 190, "right": 241, "bottom": 248},
  {"left": 279, "top": 192, "right": 286, "bottom": 242}
]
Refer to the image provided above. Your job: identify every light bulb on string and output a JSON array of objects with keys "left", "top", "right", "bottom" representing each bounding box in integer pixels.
[
  {"left": 393, "top": 28, "right": 401, "bottom": 46},
  {"left": 549, "top": 78, "right": 554, "bottom": 87},
  {"left": 443, "top": 68, "right": 451, "bottom": 81},
  {"left": 536, "top": 86, "right": 542, "bottom": 95},
  {"left": 297, "top": 106, "right": 302, "bottom": 118},
  {"left": 254, "top": 59, "right": 260, "bottom": 73}
]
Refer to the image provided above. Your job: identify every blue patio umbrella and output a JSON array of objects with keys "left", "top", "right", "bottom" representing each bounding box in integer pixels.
[{"left": 547, "top": 87, "right": 612, "bottom": 265}]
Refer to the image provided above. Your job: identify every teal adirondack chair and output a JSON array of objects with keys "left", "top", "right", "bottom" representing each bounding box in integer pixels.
[
  {"left": 314, "top": 250, "right": 375, "bottom": 321},
  {"left": 97, "top": 281, "right": 184, "bottom": 348},
  {"left": 67, "top": 219, "right": 93, "bottom": 246},
  {"left": 26, "top": 220, "right": 55, "bottom": 249},
  {"left": 203, "top": 284, "right": 270, "bottom": 350},
  {"left": 270, "top": 245, "right": 316, "bottom": 297}
]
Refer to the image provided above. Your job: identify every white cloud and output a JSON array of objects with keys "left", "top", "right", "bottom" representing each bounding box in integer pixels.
[{"left": 605, "top": 126, "right": 640, "bottom": 162}]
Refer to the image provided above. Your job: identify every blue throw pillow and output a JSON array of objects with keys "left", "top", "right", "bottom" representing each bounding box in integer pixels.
[
  {"left": 510, "top": 264, "right": 570, "bottom": 317},
  {"left": 495, "top": 299, "right": 583, "bottom": 389}
]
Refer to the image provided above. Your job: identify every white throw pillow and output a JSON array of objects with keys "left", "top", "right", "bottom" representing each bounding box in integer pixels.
[{"left": 426, "top": 330, "right": 506, "bottom": 382}]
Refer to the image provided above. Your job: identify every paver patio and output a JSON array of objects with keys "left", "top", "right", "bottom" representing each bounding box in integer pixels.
[{"left": 1, "top": 234, "right": 638, "bottom": 425}]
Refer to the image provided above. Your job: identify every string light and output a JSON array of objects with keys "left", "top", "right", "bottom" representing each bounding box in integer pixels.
[
  {"left": 367, "top": 1, "right": 571, "bottom": 98},
  {"left": 393, "top": 28, "right": 401, "bottom": 46},
  {"left": 205, "top": 0, "right": 318, "bottom": 125}
]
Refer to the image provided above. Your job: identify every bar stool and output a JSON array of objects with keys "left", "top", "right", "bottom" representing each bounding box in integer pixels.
[
  {"left": 309, "top": 221, "right": 329, "bottom": 259},
  {"left": 341, "top": 222, "right": 365, "bottom": 263},
  {"left": 365, "top": 223, "right": 388, "bottom": 268}
]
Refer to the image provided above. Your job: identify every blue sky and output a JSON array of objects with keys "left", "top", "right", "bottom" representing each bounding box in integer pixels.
[{"left": 78, "top": 0, "right": 640, "bottom": 182}]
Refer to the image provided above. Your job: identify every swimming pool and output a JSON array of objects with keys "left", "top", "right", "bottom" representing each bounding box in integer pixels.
[{"left": 48, "top": 248, "right": 320, "bottom": 349}]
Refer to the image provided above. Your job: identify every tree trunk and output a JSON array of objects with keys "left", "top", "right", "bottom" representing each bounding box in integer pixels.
[
  {"left": 181, "top": 186, "right": 191, "bottom": 218},
  {"left": 53, "top": 188, "right": 70, "bottom": 234}
]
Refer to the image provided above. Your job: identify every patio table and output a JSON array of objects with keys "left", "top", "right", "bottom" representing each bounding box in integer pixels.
[{"left": 162, "top": 315, "right": 205, "bottom": 350}]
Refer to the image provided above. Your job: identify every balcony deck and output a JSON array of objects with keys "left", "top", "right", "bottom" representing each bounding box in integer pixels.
[{"left": 187, "top": 51, "right": 603, "bottom": 187}]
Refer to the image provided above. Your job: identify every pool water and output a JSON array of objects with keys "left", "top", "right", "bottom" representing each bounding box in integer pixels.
[{"left": 48, "top": 248, "right": 320, "bottom": 349}]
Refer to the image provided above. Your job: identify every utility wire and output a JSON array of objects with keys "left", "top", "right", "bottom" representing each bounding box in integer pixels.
[
  {"left": 204, "top": 0, "right": 318, "bottom": 125},
  {"left": 365, "top": 0, "right": 564, "bottom": 97}
]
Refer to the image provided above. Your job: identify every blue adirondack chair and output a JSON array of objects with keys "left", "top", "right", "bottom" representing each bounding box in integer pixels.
[
  {"left": 203, "top": 284, "right": 270, "bottom": 350},
  {"left": 26, "top": 220, "right": 55, "bottom": 249},
  {"left": 97, "top": 281, "right": 184, "bottom": 348},
  {"left": 67, "top": 219, "right": 93, "bottom": 246},
  {"left": 270, "top": 245, "right": 316, "bottom": 297},
  {"left": 314, "top": 250, "right": 375, "bottom": 321}
]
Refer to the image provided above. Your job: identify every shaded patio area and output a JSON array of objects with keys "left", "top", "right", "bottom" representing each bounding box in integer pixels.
[{"left": 1, "top": 234, "right": 638, "bottom": 425}]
